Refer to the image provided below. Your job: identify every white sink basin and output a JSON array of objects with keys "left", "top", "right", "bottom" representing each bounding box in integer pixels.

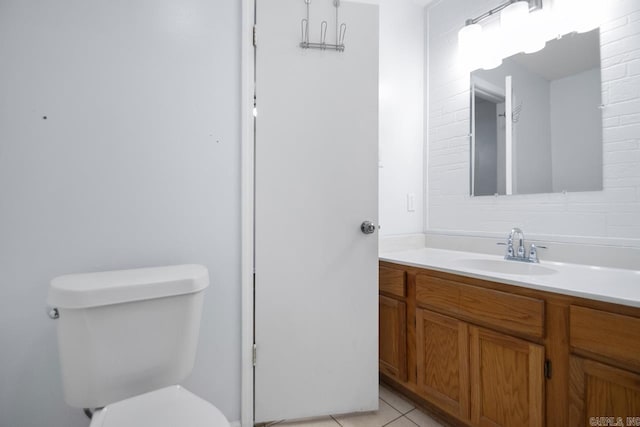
[{"left": 457, "top": 259, "right": 557, "bottom": 276}]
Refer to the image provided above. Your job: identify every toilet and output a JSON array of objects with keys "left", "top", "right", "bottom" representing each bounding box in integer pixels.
[{"left": 47, "top": 264, "right": 230, "bottom": 427}]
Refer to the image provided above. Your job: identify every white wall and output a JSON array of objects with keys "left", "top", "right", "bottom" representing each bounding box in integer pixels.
[
  {"left": 426, "top": 0, "right": 640, "bottom": 246},
  {"left": 0, "top": 1, "right": 241, "bottom": 426},
  {"left": 378, "top": 0, "right": 425, "bottom": 236},
  {"left": 551, "top": 68, "right": 603, "bottom": 192}
]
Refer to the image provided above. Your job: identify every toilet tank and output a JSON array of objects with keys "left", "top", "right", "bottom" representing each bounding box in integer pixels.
[{"left": 47, "top": 264, "right": 209, "bottom": 409}]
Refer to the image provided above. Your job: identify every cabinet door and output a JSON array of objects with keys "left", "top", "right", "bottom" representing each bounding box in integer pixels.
[
  {"left": 416, "top": 309, "right": 470, "bottom": 419},
  {"left": 379, "top": 295, "right": 407, "bottom": 381},
  {"left": 569, "top": 356, "right": 640, "bottom": 426},
  {"left": 470, "top": 326, "right": 544, "bottom": 427}
]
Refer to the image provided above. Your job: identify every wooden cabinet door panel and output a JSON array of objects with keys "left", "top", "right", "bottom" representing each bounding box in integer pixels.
[
  {"left": 470, "top": 326, "right": 544, "bottom": 427},
  {"left": 380, "top": 266, "right": 406, "bottom": 298},
  {"left": 379, "top": 295, "right": 408, "bottom": 381},
  {"left": 416, "top": 309, "right": 470, "bottom": 419},
  {"left": 569, "top": 356, "right": 640, "bottom": 426}
]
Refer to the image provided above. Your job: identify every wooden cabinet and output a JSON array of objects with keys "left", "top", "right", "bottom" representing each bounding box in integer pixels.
[
  {"left": 470, "top": 326, "right": 544, "bottom": 427},
  {"left": 568, "top": 305, "right": 640, "bottom": 425},
  {"left": 379, "top": 261, "right": 640, "bottom": 427},
  {"left": 569, "top": 356, "right": 640, "bottom": 426},
  {"left": 380, "top": 263, "right": 545, "bottom": 426},
  {"left": 380, "top": 265, "right": 406, "bottom": 298},
  {"left": 413, "top": 272, "right": 544, "bottom": 426},
  {"left": 413, "top": 309, "right": 543, "bottom": 426},
  {"left": 379, "top": 265, "right": 408, "bottom": 382},
  {"left": 379, "top": 295, "right": 407, "bottom": 381}
]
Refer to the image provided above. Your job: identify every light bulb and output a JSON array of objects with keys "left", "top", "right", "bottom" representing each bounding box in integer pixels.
[
  {"left": 458, "top": 23, "right": 483, "bottom": 71},
  {"left": 501, "top": 1, "right": 530, "bottom": 57},
  {"left": 501, "top": 1, "right": 529, "bottom": 30},
  {"left": 481, "top": 28, "right": 503, "bottom": 70}
]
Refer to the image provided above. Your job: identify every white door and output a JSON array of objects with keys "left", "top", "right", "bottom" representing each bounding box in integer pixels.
[{"left": 254, "top": 0, "right": 379, "bottom": 422}]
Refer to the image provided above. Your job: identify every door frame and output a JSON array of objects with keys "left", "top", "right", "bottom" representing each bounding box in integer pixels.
[{"left": 240, "top": 0, "right": 255, "bottom": 426}]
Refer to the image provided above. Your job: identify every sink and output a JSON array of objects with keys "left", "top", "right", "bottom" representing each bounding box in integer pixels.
[{"left": 457, "top": 258, "right": 557, "bottom": 276}]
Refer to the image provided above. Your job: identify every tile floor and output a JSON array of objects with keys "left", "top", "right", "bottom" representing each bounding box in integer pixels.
[{"left": 262, "top": 384, "right": 444, "bottom": 427}]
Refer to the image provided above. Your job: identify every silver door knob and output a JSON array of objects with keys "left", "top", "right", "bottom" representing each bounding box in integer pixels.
[{"left": 361, "top": 221, "right": 376, "bottom": 234}]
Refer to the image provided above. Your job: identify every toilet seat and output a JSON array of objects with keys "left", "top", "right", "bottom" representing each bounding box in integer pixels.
[{"left": 89, "top": 385, "right": 230, "bottom": 427}]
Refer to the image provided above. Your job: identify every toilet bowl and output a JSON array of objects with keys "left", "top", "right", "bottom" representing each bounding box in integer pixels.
[
  {"left": 89, "top": 386, "right": 229, "bottom": 427},
  {"left": 47, "top": 264, "right": 229, "bottom": 427}
]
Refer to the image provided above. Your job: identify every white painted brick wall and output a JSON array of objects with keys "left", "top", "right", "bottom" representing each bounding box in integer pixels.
[{"left": 426, "top": 0, "right": 640, "bottom": 247}]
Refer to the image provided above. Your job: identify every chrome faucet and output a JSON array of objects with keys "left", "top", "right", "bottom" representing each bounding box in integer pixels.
[
  {"left": 500, "top": 228, "right": 546, "bottom": 263},
  {"left": 507, "top": 227, "right": 526, "bottom": 260}
]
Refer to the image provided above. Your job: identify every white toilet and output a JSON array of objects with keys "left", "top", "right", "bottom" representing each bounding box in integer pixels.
[{"left": 47, "top": 264, "right": 230, "bottom": 427}]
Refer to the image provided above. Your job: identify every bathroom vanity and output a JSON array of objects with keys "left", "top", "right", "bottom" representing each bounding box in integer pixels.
[{"left": 378, "top": 249, "right": 640, "bottom": 427}]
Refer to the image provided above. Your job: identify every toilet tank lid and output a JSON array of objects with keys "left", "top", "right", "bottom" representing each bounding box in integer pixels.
[{"left": 47, "top": 264, "right": 209, "bottom": 309}]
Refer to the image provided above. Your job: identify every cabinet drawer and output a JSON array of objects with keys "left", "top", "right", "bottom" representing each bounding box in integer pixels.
[
  {"left": 416, "top": 275, "right": 545, "bottom": 339},
  {"left": 570, "top": 305, "right": 640, "bottom": 369},
  {"left": 380, "top": 266, "right": 406, "bottom": 298}
]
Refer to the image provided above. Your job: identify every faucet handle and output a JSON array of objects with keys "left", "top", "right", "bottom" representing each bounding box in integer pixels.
[
  {"left": 528, "top": 243, "right": 547, "bottom": 263},
  {"left": 497, "top": 241, "right": 514, "bottom": 257}
]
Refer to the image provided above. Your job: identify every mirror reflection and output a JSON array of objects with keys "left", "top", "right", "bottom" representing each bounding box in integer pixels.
[{"left": 470, "top": 29, "right": 603, "bottom": 196}]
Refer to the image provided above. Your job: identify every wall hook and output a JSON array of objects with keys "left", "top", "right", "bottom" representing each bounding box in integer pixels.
[
  {"left": 320, "top": 21, "right": 328, "bottom": 46},
  {"left": 299, "top": 0, "right": 346, "bottom": 52}
]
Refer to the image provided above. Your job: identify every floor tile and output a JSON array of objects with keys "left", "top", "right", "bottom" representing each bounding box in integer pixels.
[
  {"left": 332, "top": 399, "right": 402, "bottom": 427},
  {"left": 385, "top": 416, "right": 420, "bottom": 427},
  {"left": 404, "top": 409, "right": 443, "bottom": 427},
  {"left": 379, "top": 384, "right": 415, "bottom": 414},
  {"left": 273, "top": 416, "right": 341, "bottom": 426}
]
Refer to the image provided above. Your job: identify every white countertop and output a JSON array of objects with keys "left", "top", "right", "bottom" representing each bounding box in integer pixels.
[{"left": 380, "top": 247, "right": 640, "bottom": 308}]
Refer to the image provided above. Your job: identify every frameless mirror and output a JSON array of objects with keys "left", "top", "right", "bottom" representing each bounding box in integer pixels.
[{"left": 470, "top": 29, "right": 603, "bottom": 196}]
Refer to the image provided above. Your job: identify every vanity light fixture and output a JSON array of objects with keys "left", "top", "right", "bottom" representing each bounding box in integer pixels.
[
  {"left": 458, "top": 0, "right": 543, "bottom": 71},
  {"left": 459, "top": 0, "right": 605, "bottom": 72}
]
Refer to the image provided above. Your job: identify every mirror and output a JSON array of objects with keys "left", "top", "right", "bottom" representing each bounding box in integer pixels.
[{"left": 470, "top": 29, "right": 603, "bottom": 196}]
